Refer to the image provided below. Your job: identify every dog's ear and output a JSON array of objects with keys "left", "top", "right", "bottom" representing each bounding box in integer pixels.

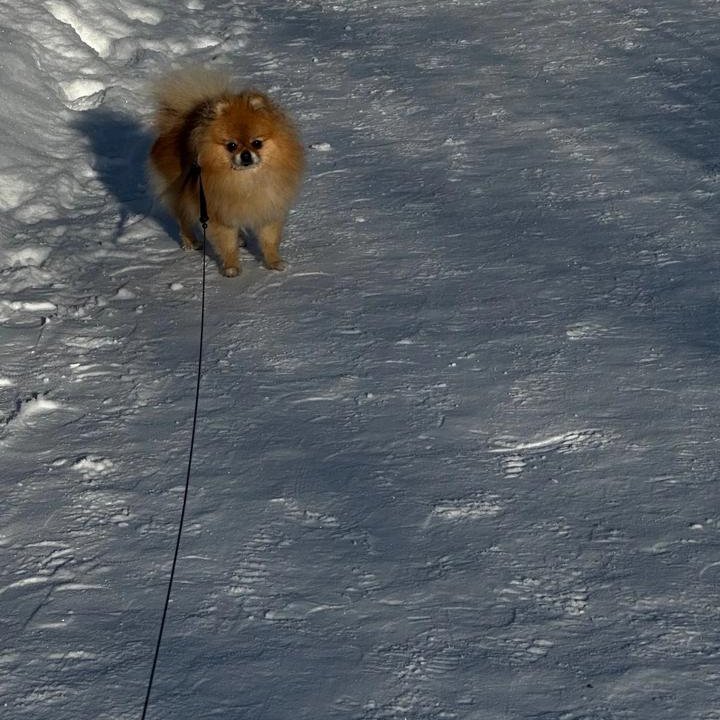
[
  {"left": 212, "top": 99, "right": 230, "bottom": 115},
  {"left": 247, "top": 93, "right": 268, "bottom": 111},
  {"left": 195, "top": 99, "right": 228, "bottom": 123}
]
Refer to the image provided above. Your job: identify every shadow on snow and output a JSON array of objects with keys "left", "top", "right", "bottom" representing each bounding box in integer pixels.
[{"left": 72, "top": 107, "right": 178, "bottom": 245}]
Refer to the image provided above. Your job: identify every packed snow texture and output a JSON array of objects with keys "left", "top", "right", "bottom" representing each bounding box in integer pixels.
[{"left": 2, "top": 1, "right": 720, "bottom": 719}]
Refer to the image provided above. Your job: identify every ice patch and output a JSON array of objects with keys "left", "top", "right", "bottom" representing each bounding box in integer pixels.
[
  {"left": 121, "top": 2, "right": 163, "bottom": 24},
  {"left": 45, "top": 1, "right": 114, "bottom": 56},
  {"left": 14, "top": 203, "right": 59, "bottom": 223},
  {"left": 0, "top": 299, "right": 56, "bottom": 323},
  {"left": 489, "top": 429, "right": 607, "bottom": 455},
  {"left": 114, "top": 287, "right": 136, "bottom": 300},
  {"left": 501, "top": 455, "right": 526, "bottom": 478},
  {"left": 18, "top": 396, "right": 60, "bottom": 418},
  {"left": 47, "top": 650, "right": 97, "bottom": 661},
  {"left": 1, "top": 576, "right": 50, "bottom": 592},
  {"left": 310, "top": 142, "right": 332, "bottom": 152},
  {"left": 428, "top": 497, "right": 503, "bottom": 524},
  {"left": 60, "top": 78, "right": 106, "bottom": 103},
  {"left": 489, "top": 429, "right": 613, "bottom": 477},
  {"left": 3, "top": 246, "right": 51, "bottom": 268},
  {"left": 3, "top": 393, "right": 61, "bottom": 427},
  {"left": 72, "top": 455, "right": 115, "bottom": 479},
  {"left": 0, "top": 175, "right": 36, "bottom": 211},
  {"left": 0, "top": 300, "right": 56, "bottom": 313},
  {"left": 566, "top": 322, "right": 608, "bottom": 340}
]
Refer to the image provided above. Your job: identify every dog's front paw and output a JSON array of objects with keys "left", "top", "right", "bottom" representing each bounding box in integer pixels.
[
  {"left": 264, "top": 257, "right": 287, "bottom": 271},
  {"left": 223, "top": 265, "right": 241, "bottom": 277},
  {"left": 180, "top": 234, "right": 198, "bottom": 251}
]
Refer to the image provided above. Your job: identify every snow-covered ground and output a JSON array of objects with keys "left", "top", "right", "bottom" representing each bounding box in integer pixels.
[{"left": 2, "top": 0, "right": 720, "bottom": 717}]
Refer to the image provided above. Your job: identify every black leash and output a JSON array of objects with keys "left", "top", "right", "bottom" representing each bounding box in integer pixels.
[{"left": 141, "top": 170, "right": 209, "bottom": 720}]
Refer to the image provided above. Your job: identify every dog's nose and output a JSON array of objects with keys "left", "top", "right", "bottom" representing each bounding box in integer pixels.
[{"left": 240, "top": 150, "right": 253, "bottom": 166}]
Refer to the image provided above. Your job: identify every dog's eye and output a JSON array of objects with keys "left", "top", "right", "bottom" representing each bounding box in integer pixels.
[
  {"left": 251, "top": 139, "right": 263, "bottom": 150},
  {"left": 226, "top": 141, "right": 238, "bottom": 152}
]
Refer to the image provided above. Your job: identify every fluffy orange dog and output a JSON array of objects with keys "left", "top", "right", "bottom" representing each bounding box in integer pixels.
[{"left": 148, "top": 68, "right": 304, "bottom": 276}]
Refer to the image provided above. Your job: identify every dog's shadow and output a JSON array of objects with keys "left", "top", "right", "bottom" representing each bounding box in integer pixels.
[
  {"left": 73, "top": 107, "right": 177, "bottom": 243},
  {"left": 73, "top": 107, "right": 267, "bottom": 269}
]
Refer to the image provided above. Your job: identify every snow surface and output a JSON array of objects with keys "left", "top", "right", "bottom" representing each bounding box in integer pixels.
[{"left": 2, "top": 0, "right": 720, "bottom": 718}]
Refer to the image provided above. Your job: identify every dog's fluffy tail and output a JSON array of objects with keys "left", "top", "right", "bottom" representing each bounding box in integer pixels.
[{"left": 152, "top": 67, "right": 232, "bottom": 134}]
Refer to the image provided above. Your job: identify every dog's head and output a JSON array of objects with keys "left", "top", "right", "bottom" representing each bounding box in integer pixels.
[{"left": 195, "top": 91, "right": 295, "bottom": 175}]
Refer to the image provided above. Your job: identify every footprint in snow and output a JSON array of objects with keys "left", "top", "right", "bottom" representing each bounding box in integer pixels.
[
  {"left": 71, "top": 455, "right": 115, "bottom": 480},
  {"left": 2, "top": 393, "right": 61, "bottom": 429},
  {"left": 489, "top": 429, "right": 613, "bottom": 478},
  {"left": 424, "top": 496, "right": 503, "bottom": 527}
]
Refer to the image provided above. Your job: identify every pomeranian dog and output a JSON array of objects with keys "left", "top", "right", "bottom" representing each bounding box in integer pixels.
[{"left": 148, "top": 68, "right": 304, "bottom": 276}]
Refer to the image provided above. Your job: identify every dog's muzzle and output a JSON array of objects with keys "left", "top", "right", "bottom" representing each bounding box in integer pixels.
[{"left": 232, "top": 150, "right": 258, "bottom": 169}]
